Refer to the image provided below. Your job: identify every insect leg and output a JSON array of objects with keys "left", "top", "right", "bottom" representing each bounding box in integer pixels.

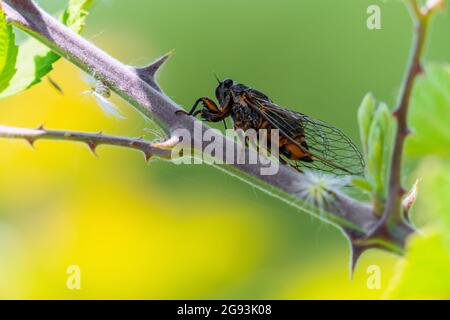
[
  {"left": 218, "top": 95, "right": 234, "bottom": 130},
  {"left": 175, "top": 98, "right": 203, "bottom": 115},
  {"left": 176, "top": 97, "right": 220, "bottom": 116}
]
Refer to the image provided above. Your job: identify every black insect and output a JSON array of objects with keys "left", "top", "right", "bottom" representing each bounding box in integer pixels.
[{"left": 176, "top": 78, "right": 365, "bottom": 176}]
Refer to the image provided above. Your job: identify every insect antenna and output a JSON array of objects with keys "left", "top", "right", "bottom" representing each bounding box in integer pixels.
[{"left": 213, "top": 72, "right": 222, "bottom": 84}]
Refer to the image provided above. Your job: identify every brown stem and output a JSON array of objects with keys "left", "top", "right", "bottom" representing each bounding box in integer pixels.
[{"left": 383, "top": 0, "right": 432, "bottom": 227}]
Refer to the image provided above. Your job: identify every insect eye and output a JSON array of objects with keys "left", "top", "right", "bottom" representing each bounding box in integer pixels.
[{"left": 223, "top": 79, "right": 233, "bottom": 87}]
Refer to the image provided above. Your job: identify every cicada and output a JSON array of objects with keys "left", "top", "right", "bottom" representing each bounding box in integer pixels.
[{"left": 177, "top": 78, "right": 365, "bottom": 176}]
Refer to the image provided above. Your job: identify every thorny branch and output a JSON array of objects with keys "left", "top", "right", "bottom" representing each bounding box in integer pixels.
[
  {"left": 0, "top": 125, "right": 172, "bottom": 160},
  {"left": 380, "top": 0, "right": 442, "bottom": 230},
  {"left": 1, "top": 0, "right": 378, "bottom": 237},
  {"left": 0, "top": 0, "right": 441, "bottom": 264}
]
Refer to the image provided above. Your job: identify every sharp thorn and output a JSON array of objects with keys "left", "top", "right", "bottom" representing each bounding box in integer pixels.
[
  {"left": 345, "top": 230, "right": 377, "bottom": 279},
  {"left": 144, "top": 151, "right": 152, "bottom": 162},
  {"left": 25, "top": 138, "right": 35, "bottom": 148},
  {"left": 87, "top": 142, "right": 98, "bottom": 156},
  {"left": 147, "top": 49, "right": 175, "bottom": 76},
  {"left": 403, "top": 179, "right": 419, "bottom": 220},
  {"left": 134, "top": 49, "right": 175, "bottom": 85},
  {"left": 350, "top": 244, "right": 365, "bottom": 279},
  {"left": 349, "top": 241, "right": 377, "bottom": 279},
  {"left": 416, "top": 63, "right": 425, "bottom": 75},
  {"left": 37, "top": 124, "right": 45, "bottom": 130}
]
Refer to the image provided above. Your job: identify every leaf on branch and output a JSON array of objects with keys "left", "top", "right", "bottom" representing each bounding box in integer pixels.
[
  {"left": 61, "top": 0, "right": 94, "bottom": 32},
  {"left": 358, "top": 92, "right": 376, "bottom": 158},
  {"left": 406, "top": 64, "right": 450, "bottom": 157},
  {"left": 384, "top": 229, "right": 450, "bottom": 299},
  {"left": 412, "top": 158, "right": 450, "bottom": 229},
  {"left": 0, "top": 0, "right": 94, "bottom": 99},
  {"left": 384, "top": 159, "right": 450, "bottom": 298},
  {"left": 0, "top": 1, "right": 18, "bottom": 94},
  {"left": 357, "top": 93, "right": 395, "bottom": 212},
  {"left": 351, "top": 177, "right": 373, "bottom": 193}
]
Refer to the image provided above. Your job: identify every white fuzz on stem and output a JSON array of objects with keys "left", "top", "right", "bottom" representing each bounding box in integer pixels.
[{"left": 295, "top": 171, "right": 351, "bottom": 212}]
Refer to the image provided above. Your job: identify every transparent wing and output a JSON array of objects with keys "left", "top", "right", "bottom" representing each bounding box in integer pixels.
[
  {"left": 81, "top": 73, "right": 125, "bottom": 119},
  {"left": 247, "top": 93, "right": 365, "bottom": 176},
  {"left": 92, "top": 92, "right": 126, "bottom": 119}
]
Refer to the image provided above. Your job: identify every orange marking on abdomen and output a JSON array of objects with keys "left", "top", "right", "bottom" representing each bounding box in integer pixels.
[{"left": 279, "top": 135, "right": 312, "bottom": 161}]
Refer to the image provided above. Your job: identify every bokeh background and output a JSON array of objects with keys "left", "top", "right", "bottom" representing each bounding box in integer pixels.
[{"left": 0, "top": 0, "right": 449, "bottom": 299}]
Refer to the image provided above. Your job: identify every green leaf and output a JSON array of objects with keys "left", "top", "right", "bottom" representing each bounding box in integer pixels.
[
  {"left": 358, "top": 92, "right": 376, "bottom": 158},
  {"left": 384, "top": 159, "right": 450, "bottom": 299},
  {"left": 413, "top": 159, "right": 450, "bottom": 230},
  {"left": 351, "top": 177, "right": 373, "bottom": 193},
  {"left": 62, "top": 0, "right": 94, "bottom": 32},
  {"left": 385, "top": 230, "right": 450, "bottom": 299},
  {"left": 365, "top": 101, "right": 395, "bottom": 202},
  {"left": 367, "top": 66, "right": 450, "bottom": 294},
  {"left": 0, "top": 0, "right": 94, "bottom": 99},
  {"left": 0, "top": 2, "right": 18, "bottom": 93},
  {"left": 406, "top": 64, "right": 450, "bottom": 157}
]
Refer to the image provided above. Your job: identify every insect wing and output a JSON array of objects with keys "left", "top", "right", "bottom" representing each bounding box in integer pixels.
[
  {"left": 81, "top": 73, "right": 125, "bottom": 119},
  {"left": 246, "top": 93, "right": 365, "bottom": 176},
  {"left": 92, "top": 92, "right": 126, "bottom": 119}
]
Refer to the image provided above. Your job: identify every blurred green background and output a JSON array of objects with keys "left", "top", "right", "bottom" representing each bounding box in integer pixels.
[{"left": 0, "top": 0, "right": 449, "bottom": 299}]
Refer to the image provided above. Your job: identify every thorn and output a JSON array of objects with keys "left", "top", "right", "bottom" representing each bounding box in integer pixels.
[
  {"left": 151, "top": 135, "right": 179, "bottom": 149},
  {"left": 403, "top": 179, "right": 419, "bottom": 220},
  {"left": 349, "top": 241, "right": 380, "bottom": 279},
  {"left": 416, "top": 63, "right": 425, "bottom": 75},
  {"left": 146, "top": 49, "right": 175, "bottom": 78},
  {"left": 133, "top": 50, "right": 174, "bottom": 89},
  {"left": 349, "top": 244, "right": 365, "bottom": 279},
  {"left": 87, "top": 141, "right": 98, "bottom": 156},
  {"left": 25, "top": 137, "right": 35, "bottom": 148},
  {"left": 345, "top": 229, "right": 380, "bottom": 279},
  {"left": 144, "top": 151, "right": 152, "bottom": 162},
  {"left": 37, "top": 124, "right": 45, "bottom": 130}
]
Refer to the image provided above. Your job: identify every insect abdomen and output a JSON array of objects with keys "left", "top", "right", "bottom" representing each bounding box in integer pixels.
[{"left": 280, "top": 136, "right": 313, "bottom": 162}]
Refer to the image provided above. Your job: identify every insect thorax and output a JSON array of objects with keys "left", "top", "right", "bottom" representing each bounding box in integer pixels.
[{"left": 230, "top": 103, "right": 262, "bottom": 130}]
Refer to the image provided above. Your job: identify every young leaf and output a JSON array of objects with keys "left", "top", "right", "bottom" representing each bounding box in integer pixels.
[
  {"left": 358, "top": 92, "right": 376, "bottom": 158},
  {"left": 0, "top": 0, "right": 94, "bottom": 99},
  {"left": 351, "top": 177, "right": 373, "bottom": 193},
  {"left": 362, "top": 99, "right": 395, "bottom": 203},
  {"left": 0, "top": 2, "right": 18, "bottom": 93},
  {"left": 62, "top": 0, "right": 94, "bottom": 32}
]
